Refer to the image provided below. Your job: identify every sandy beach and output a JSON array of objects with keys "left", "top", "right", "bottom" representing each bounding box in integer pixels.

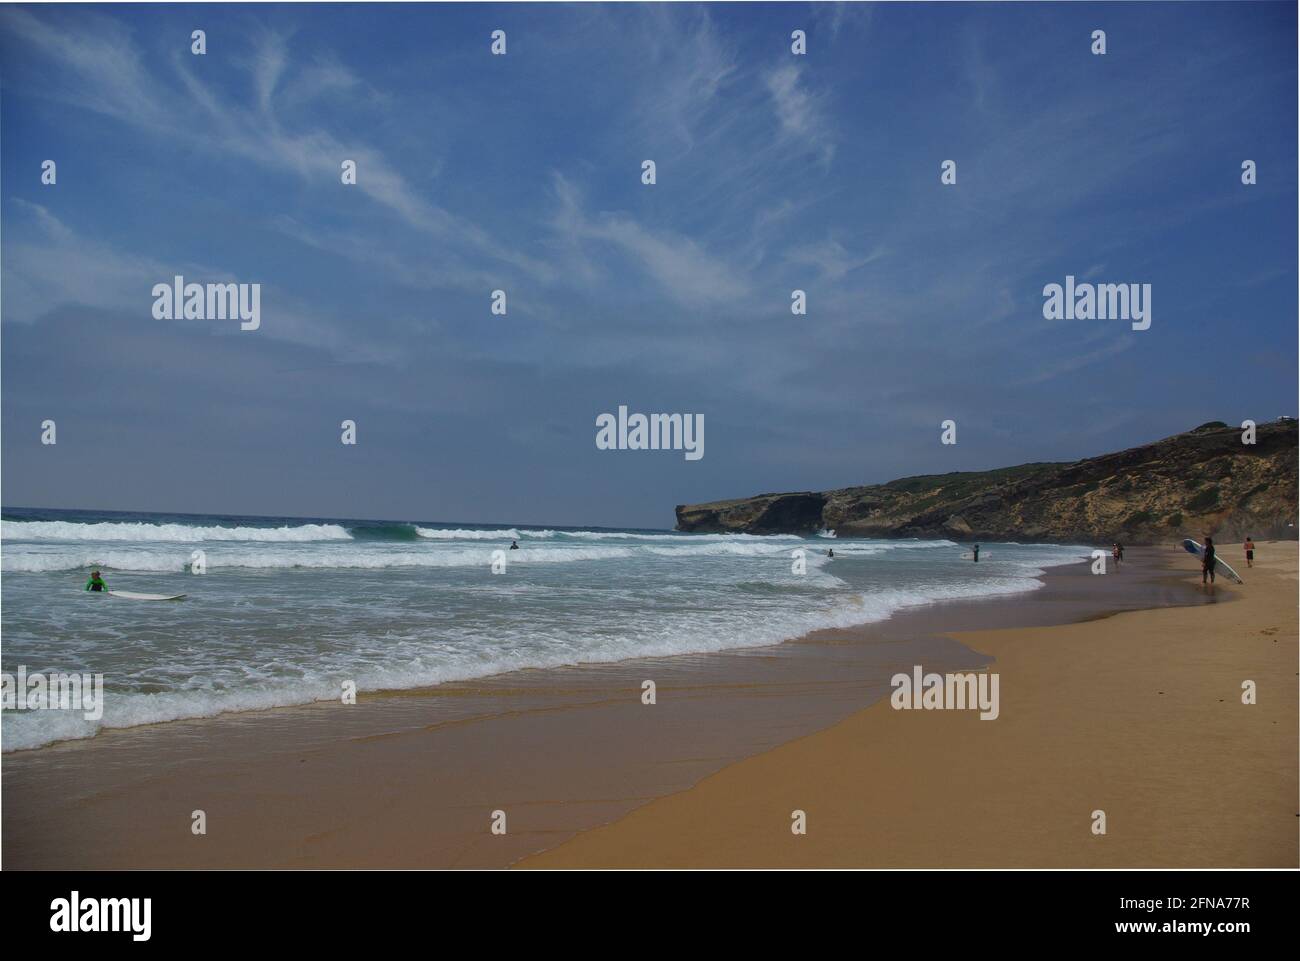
[
  {"left": 522, "top": 542, "right": 1298, "bottom": 868},
  {"left": 3, "top": 0, "right": 1297, "bottom": 894},
  {"left": 4, "top": 541, "right": 1290, "bottom": 869}
]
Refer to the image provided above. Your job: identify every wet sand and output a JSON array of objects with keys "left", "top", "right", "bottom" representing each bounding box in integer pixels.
[
  {"left": 521, "top": 543, "right": 1297, "bottom": 868},
  {"left": 1, "top": 544, "right": 1245, "bottom": 869}
]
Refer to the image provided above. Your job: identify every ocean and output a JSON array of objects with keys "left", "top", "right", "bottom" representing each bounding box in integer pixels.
[{"left": 0, "top": 507, "right": 1091, "bottom": 751}]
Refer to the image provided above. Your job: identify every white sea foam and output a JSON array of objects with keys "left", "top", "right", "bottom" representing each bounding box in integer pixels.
[
  {"left": 416, "top": 527, "right": 806, "bottom": 542},
  {"left": 536, "top": 530, "right": 804, "bottom": 542},
  {"left": 0, "top": 544, "right": 642, "bottom": 572},
  {"left": 415, "top": 527, "right": 523, "bottom": 540},
  {"left": 0, "top": 536, "right": 872, "bottom": 572},
  {"left": 0, "top": 567, "right": 1054, "bottom": 752},
  {"left": 2, "top": 520, "right": 352, "bottom": 542}
]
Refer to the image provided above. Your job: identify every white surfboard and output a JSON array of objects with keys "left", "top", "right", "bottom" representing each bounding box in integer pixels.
[
  {"left": 1180, "top": 539, "right": 1244, "bottom": 584},
  {"left": 106, "top": 590, "right": 187, "bottom": 601}
]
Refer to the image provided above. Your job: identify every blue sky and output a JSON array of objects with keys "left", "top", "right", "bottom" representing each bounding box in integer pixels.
[{"left": 2, "top": 2, "right": 1295, "bottom": 528}]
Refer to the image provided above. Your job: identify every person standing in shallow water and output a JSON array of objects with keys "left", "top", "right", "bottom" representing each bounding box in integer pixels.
[
  {"left": 1201, "top": 536, "right": 1217, "bottom": 586},
  {"left": 972, "top": 544, "right": 980, "bottom": 563}
]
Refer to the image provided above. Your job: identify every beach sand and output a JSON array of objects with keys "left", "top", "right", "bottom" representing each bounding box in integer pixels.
[
  {"left": 521, "top": 542, "right": 1298, "bottom": 868},
  {"left": 3, "top": 543, "right": 1292, "bottom": 869}
]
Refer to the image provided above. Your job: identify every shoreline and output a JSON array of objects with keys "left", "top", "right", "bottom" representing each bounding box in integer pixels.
[
  {"left": 2, "top": 545, "right": 1247, "bottom": 868},
  {"left": 1, "top": 538, "right": 1091, "bottom": 756},
  {"left": 1, "top": 546, "right": 1091, "bottom": 756}
]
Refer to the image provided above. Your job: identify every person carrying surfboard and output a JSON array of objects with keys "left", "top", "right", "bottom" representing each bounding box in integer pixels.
[
  {"left": 84, "top": 570, "right": 108, "bottom": 592},
  {"left": 1201, "top": 537, "right": 1217, "bottom": 585}
]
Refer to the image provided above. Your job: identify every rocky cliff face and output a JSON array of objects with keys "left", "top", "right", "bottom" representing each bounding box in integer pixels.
[{"left": 675, "top": 420, "right": 1298, "bottom": 544}]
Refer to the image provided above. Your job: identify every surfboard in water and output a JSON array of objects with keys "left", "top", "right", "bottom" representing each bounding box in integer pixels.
[
  {"left": 1180, "top": 539, "right": 1244, "bottom": 584},
  {"left": 105, "top": 590, "right": 187, "bottom": 601}
]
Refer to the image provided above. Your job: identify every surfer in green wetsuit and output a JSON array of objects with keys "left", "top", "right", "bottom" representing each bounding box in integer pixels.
[{"left": 84, "top": 570, "right": 107, "bottom": 592}]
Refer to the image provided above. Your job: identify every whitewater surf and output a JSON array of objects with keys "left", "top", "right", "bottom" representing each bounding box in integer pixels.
[{"left": 1, "top": 507, "right": 1091, "bottom": 751}]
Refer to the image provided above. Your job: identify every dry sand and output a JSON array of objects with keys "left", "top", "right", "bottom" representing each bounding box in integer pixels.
[{"left": 521, "top": 542, "right": 1298, "bottom": 868}]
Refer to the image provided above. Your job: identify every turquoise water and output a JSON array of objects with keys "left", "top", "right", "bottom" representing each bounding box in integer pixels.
[{"left": 0, "top": 507, "right": 1090, "bottom": 750}]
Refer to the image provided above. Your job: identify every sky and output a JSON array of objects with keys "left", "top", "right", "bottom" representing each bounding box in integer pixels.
[{"left": 1, "top": 2, "right": 1296, "bottom": 529}]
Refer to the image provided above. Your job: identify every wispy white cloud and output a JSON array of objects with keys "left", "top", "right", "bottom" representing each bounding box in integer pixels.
[
  {"left": 1, "top": 10, "right": 553, "bottom": 286},
  {"left": 784, "top": 237, "right": 886, "bottom": 282},
  {"left": 1011, "top": 336, "right": 1136, "bottom": 387},
  {"left": 3, "top": 199, "right": 385, "bottom": 358},
  {"left": 547, "top": 174, "right": 749, "bottom": 308},
  {"left": 4, "top": 199, "right": 188, "bottom": 323},
  {"left": 624, "top": 5, "right": 739, "bottom": 155},
  {"left": 764, "top": 64, "right": 835, "bottom": 166},
  {"left": 0, "top": 8, "right": 169, "bottom": 127},
  {"left": 808, "top": 1, "right": 874, "bottom": 42}
]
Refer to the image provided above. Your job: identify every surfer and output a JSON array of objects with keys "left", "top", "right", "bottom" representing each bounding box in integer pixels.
[
  {"left": 510, "top": 540, "right": 519, "bottom": 550},
  {"left": 1201, "top": 536, "right": 1217, "bottom": 585},
  {"left": 828, "top": 548, "right": 834, "bottom": 558},
  {"left": 972, "top": 544, "right": 980, "bottom": 563},
  {"left": 1244, "top": 536, "right": 1255, "bottom": 568},
  {"left": 84, "top": 570, "right": 108, "bottom": 592}
]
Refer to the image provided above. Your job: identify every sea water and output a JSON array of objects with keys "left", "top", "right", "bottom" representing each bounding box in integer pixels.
[{"left": 0, "top": 507, "right": 1090, "bottom": 751}]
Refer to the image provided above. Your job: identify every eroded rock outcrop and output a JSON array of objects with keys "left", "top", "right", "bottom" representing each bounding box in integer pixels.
[{"left": 674, "top": 420, "right": 1298, "bottom": 543}]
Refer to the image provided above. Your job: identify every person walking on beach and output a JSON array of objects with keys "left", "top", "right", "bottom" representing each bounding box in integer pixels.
[
  {"left": 1117, "top": 542, "right": 1124, "bottom": 564},
  {"left": 1244, "top": 536, "right": 1255, "bottom": 568},
  {"left": 1201, "top": 536, "right": 1217, "bottom": 586},
  {"left": 84, "top": 569, "right": 107, "bottom": 592},
  {"left": 1112, "top": 542, "right": 1121, "bottom": 567}
]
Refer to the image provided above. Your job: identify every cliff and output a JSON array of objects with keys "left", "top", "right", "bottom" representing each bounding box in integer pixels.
[{"left": 675, "top": 420, "right": 1298, "bottom": 543}]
